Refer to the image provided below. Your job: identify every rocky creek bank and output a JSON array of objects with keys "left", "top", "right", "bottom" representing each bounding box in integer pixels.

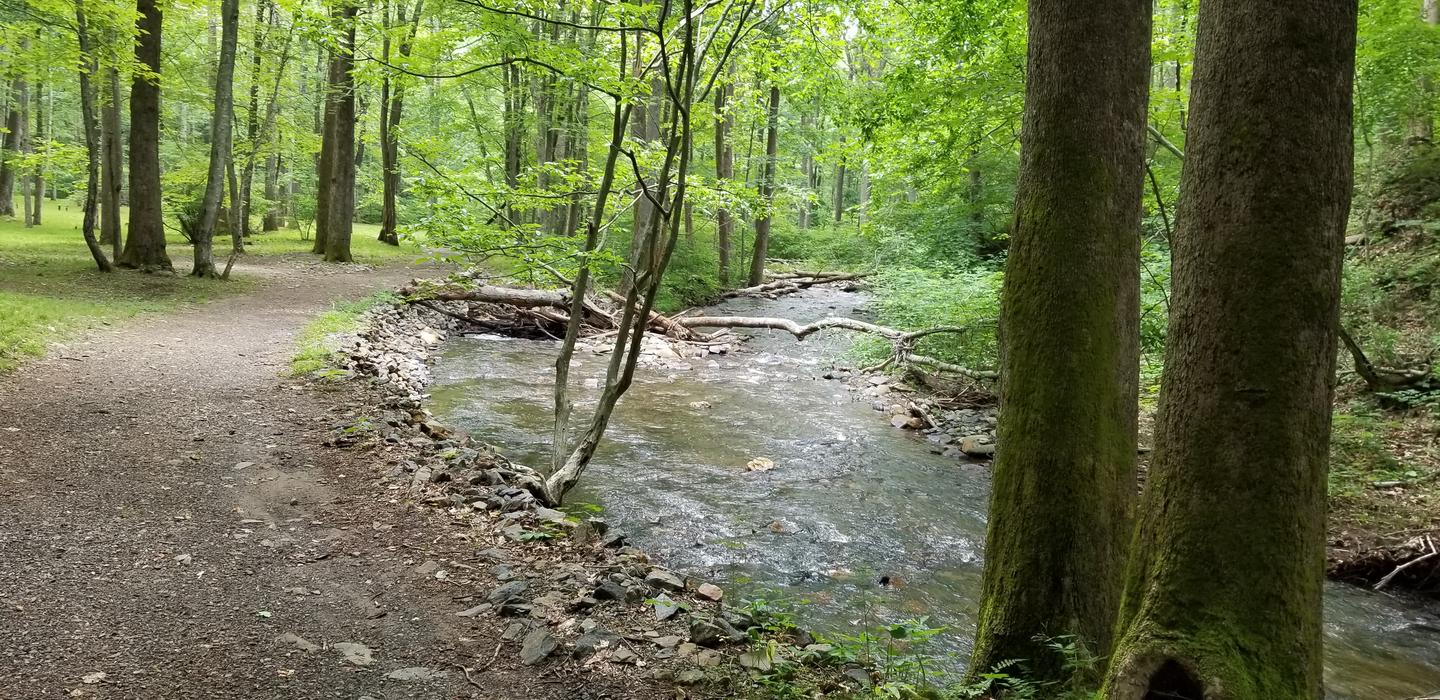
[{"left": 315, "top": 293, "right": 873, "bottom": 697}]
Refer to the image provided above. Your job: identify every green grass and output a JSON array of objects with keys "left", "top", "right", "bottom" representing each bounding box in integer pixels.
[
  {"left": 290, "top": 292, "right": 396, "bottom": 376},
  {"left": 0, "top": 200, "right": 424, "bottom": 372}
]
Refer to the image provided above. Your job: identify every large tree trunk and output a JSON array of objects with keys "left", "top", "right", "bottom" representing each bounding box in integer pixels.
[
  {"left": 99, "top": 65, "right": 123, "bottom": 260},
  {"left": 714, "top": 77, "right": 733, "bottom": 287},
  {"left": 193, "top": 0, "right": 239, "bottom": 278},
  {"left": 121, "top": 0, "right": 171, "bottom": 272},
  {"left": 322, "top": 3, "right": 358, "bottom": 263},
  {"left": 1102, "top": 2, "right": 1357, "bottom": 698},
  {"left": 967, "top": 0, "right": 1150, "bottom": 683},
  {"left": 747, "top": 84, "right": 779, "bottom": 286},
  {"left": 75, "top": 1, "right": 113, "bottom": 272}
]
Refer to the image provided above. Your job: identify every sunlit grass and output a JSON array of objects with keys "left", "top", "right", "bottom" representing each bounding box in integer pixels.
[
  {"left": 0, "top": 199, "right": 425, "bottom": 371},
  {"left": 290, "top": 292, "right": 397, "bottom": 376}
]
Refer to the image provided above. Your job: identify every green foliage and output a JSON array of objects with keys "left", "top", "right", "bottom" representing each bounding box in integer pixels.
[
  {"left": 861, "top": 265, "right": 1002, "bottom": 370},
  {"left": 767, "top": 221, "right": 876, "bottom": 270},
  {"left": 290, "top": 292, "right": 398, "bottom": 376}
]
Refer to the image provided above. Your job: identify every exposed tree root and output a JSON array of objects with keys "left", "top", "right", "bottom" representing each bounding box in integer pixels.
[{"left": 1339, "top": 324, "right": 1434, "bottom": 393}]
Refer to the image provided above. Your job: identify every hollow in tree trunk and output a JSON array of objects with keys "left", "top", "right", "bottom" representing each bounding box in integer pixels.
[{"left": 1102, "top": 2, "right": 1358, "bottom": 698}]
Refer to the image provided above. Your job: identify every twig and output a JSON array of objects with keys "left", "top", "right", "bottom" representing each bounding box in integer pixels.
[{"left": 1374, "top": 535, "right": 1438, "bottom": 590}]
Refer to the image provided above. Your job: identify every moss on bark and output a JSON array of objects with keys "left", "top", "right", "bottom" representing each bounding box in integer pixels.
[
  {"left": 968, "top": 0, "right": 1150, "bottom": 683},
  {"left": 1102, "top": 1, "right": 1358, "bottom": 698}
]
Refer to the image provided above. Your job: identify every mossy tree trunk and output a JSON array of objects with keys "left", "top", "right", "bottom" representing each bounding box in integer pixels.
[
  {"left": 968, "top": 0, "right": 1150, "bottom": 683},
  {"left": 322, "top": 2, "right": 357, "bottom": 263},
  {"left": 121, "top": 0, "right": 171, "bottom": 272},
  {"left": 1102, "top": 2, "right": 1358, "bottom": 698}
]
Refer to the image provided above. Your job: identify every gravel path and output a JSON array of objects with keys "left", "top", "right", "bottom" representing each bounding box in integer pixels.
[{"left": 0, "top": 256, "right": 662, "bottom": 699}]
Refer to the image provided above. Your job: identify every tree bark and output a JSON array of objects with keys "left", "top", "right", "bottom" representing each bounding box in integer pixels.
[
  {"left": 1102, "top": 1, "right": 1357, "bottom": 698},
  {"left": 11, "top": 47, "right": 30, "bottom": 227},
  {"left": 747, "top": 84, "right": 780, "bottom": 286},
  {"left": 715, "top": 77, "right": 733, "bottom": 287},
  {"left": 0, "top": 73, "right": 22, "bottom": 217},
  {"left": 29, "top": 77, "right": 43, "bottom": 226},
  {"left": 968, "top": 0, "right": 1149, "bottom": 684},
  {"left": 193, "top": 0, "right": 239, "bottom": 278},
  {"left": 121, "top": 0, "right": 171, "bottom": 271},
  {"left": 75, "top": 0, "right": 113, "bottom": 272},
  {"left": 314, "top": 43, "right": 337, "bottom": 255},
  {"left": 379, "top": 0, "right": 423, "bottom": 246},
  {"left": 99, "top": 64, "right": 123, "bottom": 260},
  {"left": 322, "top": 2, "right": 358, "bottom": 263}
]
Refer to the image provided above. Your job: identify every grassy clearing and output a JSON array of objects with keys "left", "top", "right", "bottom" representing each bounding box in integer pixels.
[
  {"left": 290, "top": 292, "right": 396, "bottom": 377},
  {"left": 0, "top": 201, "right": 424, "bottom": 372}
]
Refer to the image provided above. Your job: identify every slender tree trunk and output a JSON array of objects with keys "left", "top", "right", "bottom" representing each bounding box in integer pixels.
[
  {"left": 29, "top": 77, "right": 43, "bottom": 226},
  {"left": 121, "top": 0, "right": 170, "bottom": 271},
  {"left": 236, "top": 0, "right": 266, "bottom": 244},
  {"left": 1413, "top": 0, "right": 1438, "bottom": 142},
  {"left": 379, "top": 0, "right": 423, "bottom": 246},
  {"left": 262, "top": 151, "right": 280, "bottom": 230},
  {"left": 715, "top": 77, "right": 733, "bottom": 287},
  {"left": 747, "top": 84, "right": 780, "bottom": 286},
  {"left": 323, "top": 2, "right": 358, "bottom": 263},
  {"left": 75, "top": 1, "right": 113, "bottom": 272},
  {"left": 832, "top": 157, "right": 845, "bottom": 223},
  {"left": 193, "top": 0, "right": 239, "bottom": 278},
  {"left": 1103, "top": 2, "right": 1358, "bottom": 698},
  {"left": 968, "top": 0, "right": 1150, "bottom": 683},
  {"left": 0, "top": 74, "right": 21, "bottom": 217},
  {"left": 100, "top": 64, "right": 123, "bottom": 260},
  {"left": 314, "top": 41, "right": 337, "bottom": 254},
  {"left": 15, "top": 54, "right": 31, "bottom": 228}
]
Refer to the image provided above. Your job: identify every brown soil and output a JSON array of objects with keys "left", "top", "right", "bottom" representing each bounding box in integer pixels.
[{"left": 0, "top": 255, "right": 680, "bottom": 699}]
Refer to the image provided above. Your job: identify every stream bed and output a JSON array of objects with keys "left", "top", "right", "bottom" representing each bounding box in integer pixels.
[{"left": 429, "top": 288, "right": 1440, "bottom": 699}]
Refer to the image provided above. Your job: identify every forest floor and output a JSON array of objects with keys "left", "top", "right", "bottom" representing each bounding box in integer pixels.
[{"left": 0, "top": 253, "right": 684, "bottom": 699}]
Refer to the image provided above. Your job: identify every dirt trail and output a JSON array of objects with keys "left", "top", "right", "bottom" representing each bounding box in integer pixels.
[{"left": 0, "top": 256, "right": 656, "bottom": 699}]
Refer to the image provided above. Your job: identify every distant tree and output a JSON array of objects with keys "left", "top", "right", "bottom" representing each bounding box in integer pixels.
[
  {"left": 748, "top": 83, "right": 780, "bottom": 286},
  {"left": 968, "top": 0, "right": 1150, "bottom": 683},
  {"left": 1103, "top": 2, "right": 1359, "bottom": 698},
  {"left": 75, "top": 0, "right": 113, "bottom": 272},
  {"left": 321, "top": 0, "right": 358, "bottom": 263}
]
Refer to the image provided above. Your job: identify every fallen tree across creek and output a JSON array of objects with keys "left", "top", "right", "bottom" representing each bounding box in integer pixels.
[{"left": 400, "top": 273, "right": 996, "bottom": 382}]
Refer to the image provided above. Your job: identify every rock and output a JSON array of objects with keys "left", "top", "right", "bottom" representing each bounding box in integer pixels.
[
  {"left": 80, "top": 672, "right": 107, "bottom": 685},
  {"left": 534, "top": 507, "right": 568, "bottom": 523},
  {"left": 497, "top": 601, "right": 533, "bottom": 617},
  {"left": 574, "top": 627, "right": 621, "bottom": 659},
  {"left": 959, "top": 435, "right": 996, "bottom": 457},
  {"left": 593, "top": 580, "right": 629, "bottom": 601},
  {"left": 696, "top": 583, "right": 724, "bottom": 601},
  {"left": 520, "top": 629, "right": 557, "bottom": 666},
  {"left": 501, "top": 622, "right": 527, "bottom": 641},
  {"left": 455, "top": 603, "right": 490, "bottom": 618},
  {"left": 334, "top": 642, "right": 374, "bottom": 667},
  {"left": 385, "top": 667, "right": 447, "bottom": 682},
  {"left": 644, "top": 568, "right": 685, "bottom": 591},
  {"left": 653, "top": 635, "right": 683, "bottom": 648},
  {"left": 653, "top": 593, "right": 681, "bottom": 621},
  {"left": 891, "top": 414, "right": 923, "bottom": 429},
  {"left": 611, "top": 647, "right": 640, "bottom": 664},
  {"left": 275, "top": 632, "right": 318, "bottom": 652},
  {"left": 487, "top": 580, "right": 529, "bottom": 604},
  {"left": 413, "top": 560, "right": 441, "bottom": 576},
  {"left": 844, "top": 667, "right": 874, "bottom": 688},
  {"left": 600, "top": 531, "right": 628, "bottom": 548},
  {"left": 696, "top": 649, "right": 724, "bottom": 668},
  {"left": 688, "top": 401, "right": 712, "bottom": 410},
  {"left": 690, "top": 617, "right": 746, "bottom": 647},
  {"left": 744, "top": 457, "right": 775, "bottom": 472},
  {"left": 677, "top": 668, "right": 706, "bottom": 684}
]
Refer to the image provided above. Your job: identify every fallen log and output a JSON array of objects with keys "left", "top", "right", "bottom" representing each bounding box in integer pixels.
[
  {"left": 677, "top": 315, "right": 996, "bottom": 380},
  {"left": 718, "top": 273, "right": 864, "bottom": 300},
  {"left": 1338, "top": 325, "right": 1433, "bottom": 393},
  {"left": 403, "top": 284, "right": 616, "bottom": 330}
]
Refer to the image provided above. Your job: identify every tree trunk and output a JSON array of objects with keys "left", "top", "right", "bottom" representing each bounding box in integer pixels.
[
  {"left": 15, "top": 52, "right": 31, "bottom": 228},
  {"left": 262, "top": 151, "right": 280, "bottom": 230},
  {"left": 121, "top": 0, "right": 170, "bottom": 271},
  {"left": 379, "top": 0, "right": 423, "bottom": 246},
  {"left": 29, "top": 77, "right": 43, "bottom": 227},
  {"left": 832, "top": 154, "right": 845, "bottom": 223},
  {"left": 237, "top": 0, "right": 266, "bottom": 243},
  {"left": 968, "top": 0, "right": 1149, "bottom": 683},
  {"left": 0, "top": 73, "right": 21, "bottom": 218},
  {"left": 99, "top": 65, "right": 123, "bottom": 260},
  {"left": 323, "top": 3, "right": 358, "bottom": 263},
  {"left": 314, "top": 44, "right": 336, "bottom": 255},
  {"left": 1413, "top": 0, "right": 1439, "bottom": 142},
  {"left": 715, "top": 78, "right": 733, "bottom": 287},
  {"left": 193, "top": 0, "right": 239, "bottom": 278},
  {"left": 75, "top": 0, "right": 113, "bottom": 272},
  {"left": 1102, "top": 2, "right": 1357, "bottom": 698},
  {"left": 747, "top": 84, "right": 780, "bottom": 286}
]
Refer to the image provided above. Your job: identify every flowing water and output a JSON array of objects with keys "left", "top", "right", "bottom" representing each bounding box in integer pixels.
[{"left": 429, "top": 288, "right": 1440, "bottom": 699}]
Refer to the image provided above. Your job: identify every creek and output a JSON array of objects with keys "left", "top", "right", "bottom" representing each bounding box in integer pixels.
[{"left": 429, "top": 287, "right": 1440, "bottom": 699}]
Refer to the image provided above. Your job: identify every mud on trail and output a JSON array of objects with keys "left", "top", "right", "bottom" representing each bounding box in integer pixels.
[{"left": 0, "top": 256, "right": 672, "bottom": 700}]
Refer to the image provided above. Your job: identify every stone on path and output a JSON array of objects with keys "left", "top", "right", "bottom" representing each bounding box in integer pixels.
[
  {"left": 334, "top": 642, "right": 374, "bottom": 666},
  {"left": 520, "top": 628, "right": 557, "bottom": 666}
]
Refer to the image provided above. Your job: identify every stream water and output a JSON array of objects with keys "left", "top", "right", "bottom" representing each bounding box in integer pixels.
[{"left": 429, "top": 288, "right": 1440, "bottom": 699}]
